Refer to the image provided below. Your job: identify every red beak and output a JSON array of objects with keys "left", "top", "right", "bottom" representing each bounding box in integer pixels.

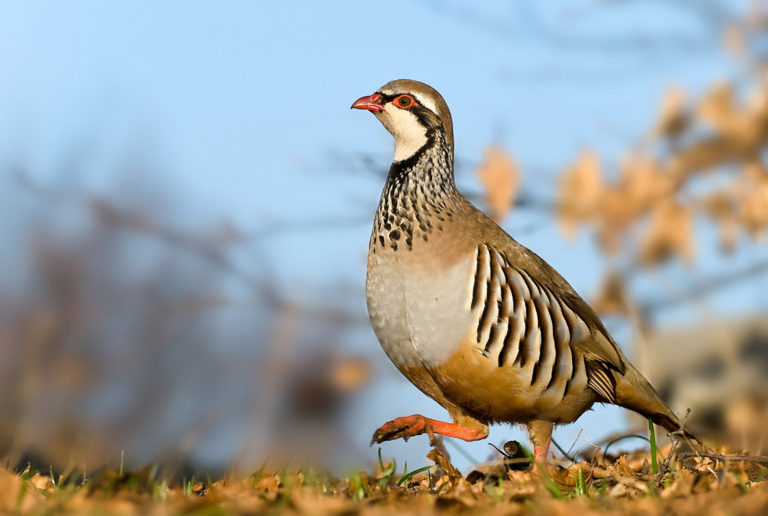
[{"left": 351, "top": 93, "right": 384, "bottom": 112}]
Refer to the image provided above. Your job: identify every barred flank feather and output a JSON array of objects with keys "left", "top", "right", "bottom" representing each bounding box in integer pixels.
[{"left": 470, "top": 243, "right": 597, "bottom": 403}]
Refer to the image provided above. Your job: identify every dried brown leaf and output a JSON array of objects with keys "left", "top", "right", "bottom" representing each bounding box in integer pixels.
[
  {"left": 699, "top": 189, "right": 739, "bottom": 252},
  {"left": 475, "top": 147, "right": 520, "bottom": 222},
  {"left": 331, "top": 357, "right": 370, "bottom": 391},
  {"left": 0, "top": 453, "right": 766, "bottom": 515},
  {"left": 0, "top": 469, "right": 44, "bottom": 512},
  {"left": 427, "top": 446, "right": 462, "bottom": 480},
  {"left": 655, "top": 85, "right": 689, "bottom": 139},
  {"left": 668, "top": 136, "right": 736, "bottom": 177},
  {"left": 557, "top": 148, "right": 603, "bottom": 240},
  {"left": 591, "top": 273, "right": 629, "bottom": 316},
  {"left": 619, "top": 154, "right": 674, "bottom": 212},
  {"left": 698, "top": 83, "right": 739, "bottom": 134},
  {"left": 639, "top": 200, "right": 696, "bottom": 266},
  {"left": 739, "top": 162, "right": 768, "bottom": 239}
]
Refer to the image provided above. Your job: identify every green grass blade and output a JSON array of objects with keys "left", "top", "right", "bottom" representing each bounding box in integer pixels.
[
  {"left": 574, "top": 467, "right": 587, "bottom": 497},
  {"left": 377, "top": 448, "right": 396, "bottom": 481},
  {"left": 648, "top": 419, "right": 658, "bottom": 475},
  {"left": 735, "top": 473, "right": 748, "bottom": 494},
  {"left": 397, "top": 465, "right": 433, "bottom": 487},
  {"left": 520, "top": 447, "right": 564, "bottom": 499}
]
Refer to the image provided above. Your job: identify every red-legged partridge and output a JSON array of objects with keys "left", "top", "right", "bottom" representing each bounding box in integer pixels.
[{"left": 352, "top": 79, "right": 694, "bottom": 467}]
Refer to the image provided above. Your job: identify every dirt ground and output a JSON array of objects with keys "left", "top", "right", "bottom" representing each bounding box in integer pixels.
[{"left": 3, "top": 440, "right": 768, "bottom": 515}]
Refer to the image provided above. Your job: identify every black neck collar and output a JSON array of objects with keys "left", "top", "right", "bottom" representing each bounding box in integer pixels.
[{"left": 388, "top": 128, "right": 450, "bottom": 178}]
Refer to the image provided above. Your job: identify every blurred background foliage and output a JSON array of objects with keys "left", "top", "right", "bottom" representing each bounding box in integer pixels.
[{"left": 0, "top": 1, "right": 767, "bottom": 478}]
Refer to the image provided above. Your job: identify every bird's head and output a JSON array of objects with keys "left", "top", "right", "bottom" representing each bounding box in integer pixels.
[{"left": 351, "top": 79, "right": 453, "bottom": 163}]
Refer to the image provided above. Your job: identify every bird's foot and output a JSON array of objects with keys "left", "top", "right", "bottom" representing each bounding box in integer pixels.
[
  {"left": 371, "top": 414, "right": 487, "bottom": 446},
  {"left": 371, "top": 414, "right": 435, "bottom": 445}
]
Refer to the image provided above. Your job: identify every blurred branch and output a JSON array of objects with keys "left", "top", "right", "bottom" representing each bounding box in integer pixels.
[
  {"left": 252, "top": 216, "right": 370, "bottom": 238},
  {"left": 641, "top": 257, "right": 768, "bottom": 314},
  {"left": 511, "top": 1, "right": 721, "bottom": 55},
  {"left": 14, "top": 172, "right": 370, "bottom": 326},
  {"left": 418, "top": 0, "right": 730, "bottom": 56},
  {"left": 678, "top": 450, "right": 768, "bottom": 467}
]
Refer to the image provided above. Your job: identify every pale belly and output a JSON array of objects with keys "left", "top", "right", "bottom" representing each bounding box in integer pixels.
[
  {"left": 366, "top": 249, "right": 421, "bottom": 369},
  {"left": 365, "top": 243, "right": 595, "bottom": 424},
  {"left": 366, "top": 245, "right": 476, "bottom": 370}
]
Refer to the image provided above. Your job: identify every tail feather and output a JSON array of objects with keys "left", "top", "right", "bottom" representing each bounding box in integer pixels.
[{"left": 613, "top": 364, "right": 700, "bottom": 444}]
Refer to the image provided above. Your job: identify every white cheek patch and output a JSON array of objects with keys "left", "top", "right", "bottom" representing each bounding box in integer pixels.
[{"left": 380, "top": 106, "right": 428, "bottom": 162}]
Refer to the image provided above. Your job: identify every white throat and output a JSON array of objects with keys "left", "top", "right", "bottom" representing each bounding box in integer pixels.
[
  {"left": 392, "top": 122, "right": 428, "bottom": 162},
  {"left": 379, "top": 107, "right": 428, "bottom": 162}
]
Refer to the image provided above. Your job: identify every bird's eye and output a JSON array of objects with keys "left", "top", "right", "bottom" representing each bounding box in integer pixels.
[{"left": 394, "top": 95, "right": 415, "bottom": 109}]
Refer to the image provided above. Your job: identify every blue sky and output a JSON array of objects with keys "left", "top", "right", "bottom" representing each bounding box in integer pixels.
[{"left": 0, "top": 1, "right": 757, "bottom": 470}]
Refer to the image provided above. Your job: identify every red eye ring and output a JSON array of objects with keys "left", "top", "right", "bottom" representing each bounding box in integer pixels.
[{"left": 393, "top": 94, "right": 416, "bottom": 109}]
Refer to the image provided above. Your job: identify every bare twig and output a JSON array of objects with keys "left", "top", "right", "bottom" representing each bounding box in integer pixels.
[
  {"left": 550, "top": 438, "right": 575, "bottom": 463},
  {"left": 642, "top": 258, "right": 768, "bottom": 313},
  {"left": 677, "top": 451, "right": 768, "bottom": 467}
]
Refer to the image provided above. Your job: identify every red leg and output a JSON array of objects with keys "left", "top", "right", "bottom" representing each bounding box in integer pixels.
[
  {"left": 527, "top": 420, "right": 553, "bottom": 472},
  {"left": 371, "top": 414, "right": 488, "bottom": 445},
  {"left": 531, "top": 436, "right": 551, "bottom": 473}
]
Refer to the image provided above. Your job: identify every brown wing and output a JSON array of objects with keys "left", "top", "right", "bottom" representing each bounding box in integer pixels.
[
  {"left": 493, "top": 232, "right": 626, "bottom": 373},
  {"left": 471, "top": 236, "right": 626, "bottom": 403}
]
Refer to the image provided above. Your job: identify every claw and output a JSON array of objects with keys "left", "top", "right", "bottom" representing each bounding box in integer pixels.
[
  {"left": 371, "top": 425, "right": 404, "bottom": 445},
  {"left": 370, "top": 414, "right": 489, "bottom": 446},
  {"left": 370, "top": 415, "right": 427, "bottom": 445}
]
